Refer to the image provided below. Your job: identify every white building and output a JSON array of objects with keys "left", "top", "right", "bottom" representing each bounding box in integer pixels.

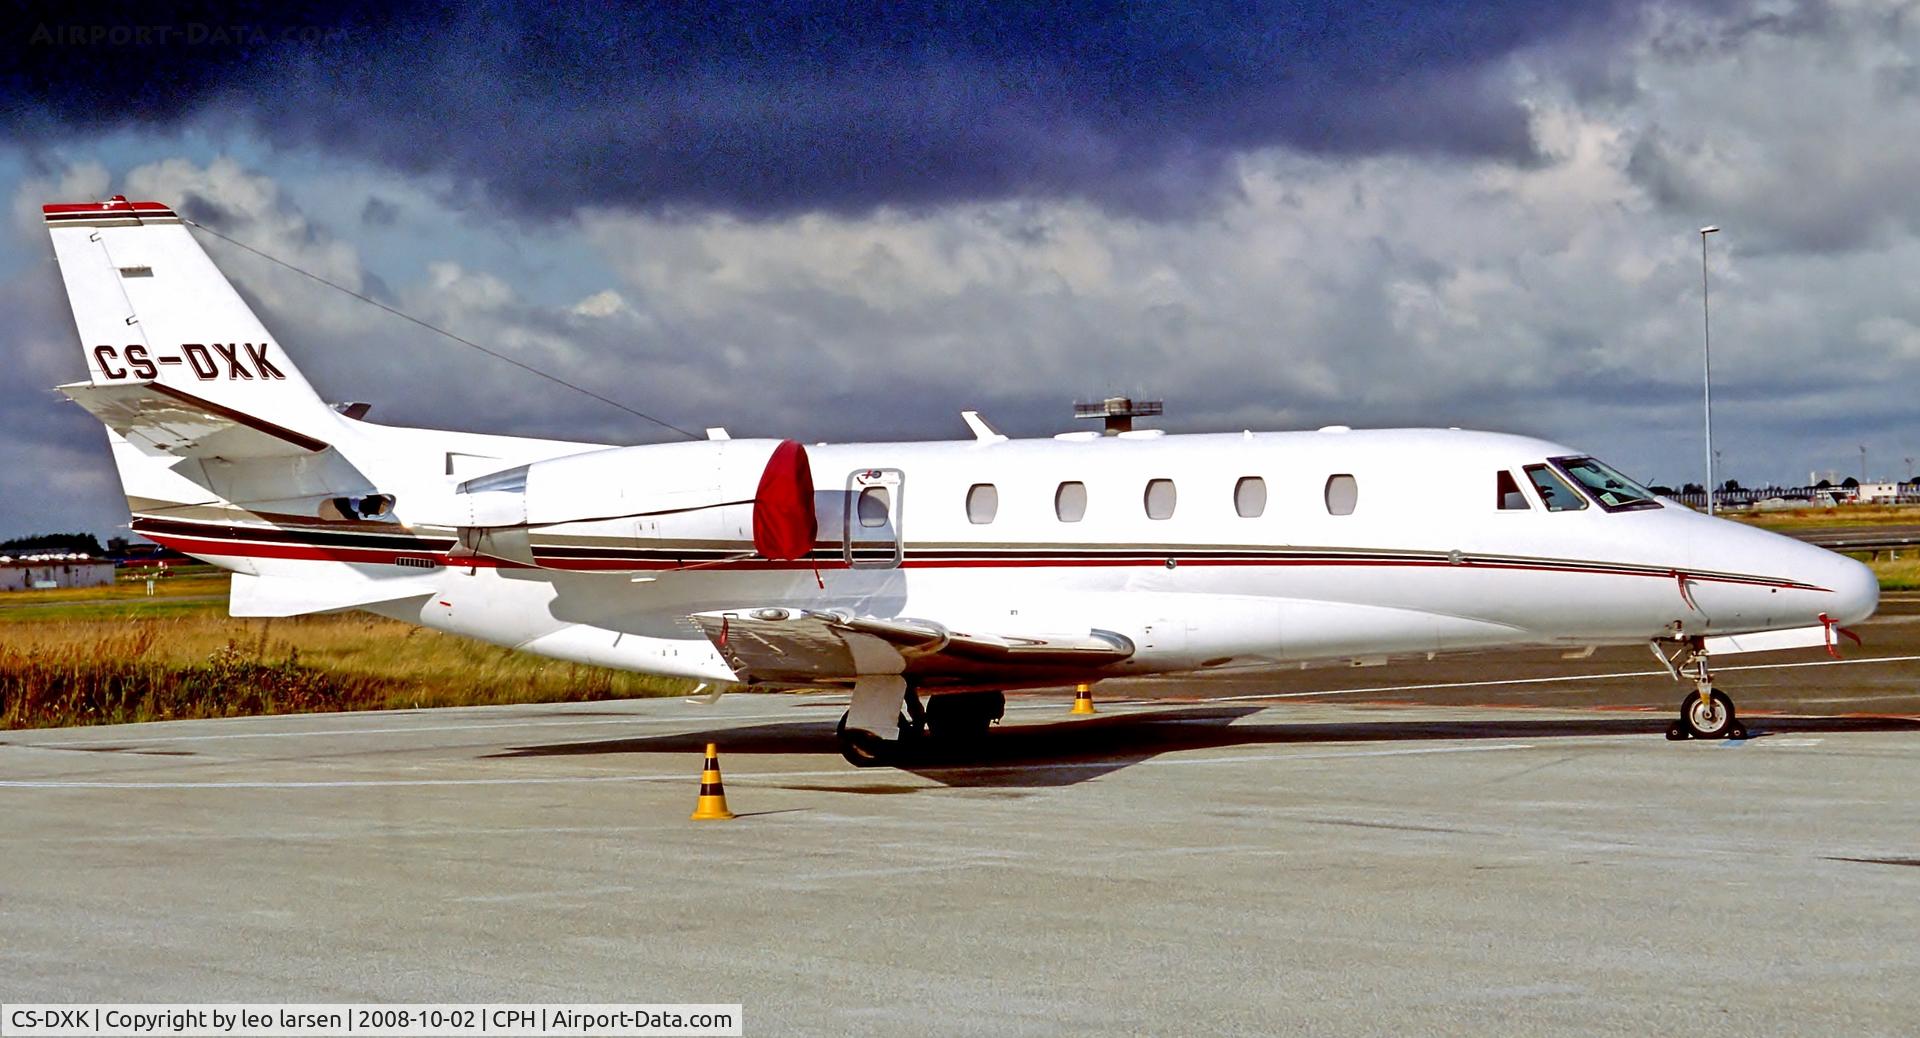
[
  {"left": 1856, "top": 481, "right": 1903, "bottom": 504},
  {"left": 0, "top": 554, "right": 116, "bottom": 592}
]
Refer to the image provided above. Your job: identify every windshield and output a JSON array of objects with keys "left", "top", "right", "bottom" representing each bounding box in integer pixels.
[{"left": 1551, "top": 456, "right": 1661, "bottom": 512}]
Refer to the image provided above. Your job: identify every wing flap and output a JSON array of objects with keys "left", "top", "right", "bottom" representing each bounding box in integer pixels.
[{"left": 691, "top": 607, "right": 1134, "bottom": 686}]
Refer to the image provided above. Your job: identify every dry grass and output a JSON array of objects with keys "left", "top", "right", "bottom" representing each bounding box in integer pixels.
[{"left": 0, "top": 609, "right": 695, "bottom": 730}]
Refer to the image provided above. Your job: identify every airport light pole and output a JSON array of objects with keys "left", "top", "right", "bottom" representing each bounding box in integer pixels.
[{"left": 1700, "top": 226, "right": 1720, "bottom": 514}]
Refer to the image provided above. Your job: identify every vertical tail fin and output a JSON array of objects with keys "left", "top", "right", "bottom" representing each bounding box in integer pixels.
[
  {"left": 46, "top": 197, "right": 378, "bottom": 555},
  {"left": 44, "top": 196, "right": 341, "bottom": 445}
]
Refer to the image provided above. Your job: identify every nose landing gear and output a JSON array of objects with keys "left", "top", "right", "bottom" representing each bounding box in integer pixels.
[
  {"left": 1656, "top": 638, "right": 1748, "bottom": 741},
  {"left": 1674, "top": 687, "right": 1741, "bottom": 740}
]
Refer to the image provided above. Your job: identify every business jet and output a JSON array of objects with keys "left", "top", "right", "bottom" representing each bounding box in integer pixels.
[{"left": 44, "top": 196, "right": 1878, "bottom": 765}]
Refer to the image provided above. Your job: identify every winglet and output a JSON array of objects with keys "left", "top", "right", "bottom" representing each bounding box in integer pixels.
[{"left": 961, "top": 410, "right": 1007, "bottom": 443}]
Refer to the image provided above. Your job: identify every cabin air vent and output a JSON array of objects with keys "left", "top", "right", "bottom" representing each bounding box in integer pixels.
[
  {"left": 394, "top": 556, "right": 439, "bottom": 569},
  {"left": 117, "top": 266, "right": 153, "bottom": 278}
]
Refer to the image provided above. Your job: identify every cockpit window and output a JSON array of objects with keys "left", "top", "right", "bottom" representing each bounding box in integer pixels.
[
  {"left": 1523, "top": 464, "right": 1587, "bottom": 512},
  {"left": 1551, "top": 456, "right": 1661, "bottom": 512},
  {"left": 1496, "top": 470, "right": 1530, "bottom": 510}
]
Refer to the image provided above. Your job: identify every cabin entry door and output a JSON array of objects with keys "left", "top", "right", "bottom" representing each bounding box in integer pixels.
[{"left": 842, "top": 468, "right": 905, "bottom": 569}]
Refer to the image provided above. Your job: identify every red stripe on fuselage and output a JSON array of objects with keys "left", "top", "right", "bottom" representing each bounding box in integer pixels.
[
  {"left": 145, "top": 531, "right": 1827, "bottom": 591},
  {"left": 147, "top": 534, "right": 518, "bottom": 568}
]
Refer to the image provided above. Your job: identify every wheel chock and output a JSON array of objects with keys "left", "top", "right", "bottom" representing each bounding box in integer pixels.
[
  {"left": 1665, "top": 724, "right": 1689, "bottom": 741},
  {"left": 690, "top": 742, "right": 736, "bottom": 821},
  {"left": 1071, "top": 682, "right": 1096, "bottom": 715}
]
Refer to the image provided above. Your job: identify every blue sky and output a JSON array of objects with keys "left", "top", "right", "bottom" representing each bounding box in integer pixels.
[{"left": 3, "top": 0, "right": 1919, "bottom": 540}]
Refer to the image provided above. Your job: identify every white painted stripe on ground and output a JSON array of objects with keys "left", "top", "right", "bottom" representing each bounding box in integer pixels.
[
  {"left": 450, "top": 885, "right": 645, "bottom": 904},
  {"left": 1210, "top": 654, "right": 1920, "bottom": 702},
  {"left": 0, "top": 742, "right": 1537, "bottom": 790},
  {"left": 1097, "top": 743, "right": 1539, "bottom": 767},
  {"left": 2, "top": 697, "right": 1087, "bottom": 749},
  {"left": 6, "top": 707, "right": 839, "bottom": 747}
]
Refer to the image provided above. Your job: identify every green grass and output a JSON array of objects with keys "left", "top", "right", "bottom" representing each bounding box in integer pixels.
[
  {"left": 1730, "top": 504, "right": 1920, "bottom": 532},
  {"left": 0, "top": 597, "right": 232, "bottom": 622},
  {"left": 1866, "top": 556, "right": 1920, "bottom": 591},
  {"left": 0, "top": 563, "right": 226, "bottom": 603}
]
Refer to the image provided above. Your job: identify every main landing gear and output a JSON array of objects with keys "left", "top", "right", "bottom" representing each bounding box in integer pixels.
[
  {"left": 835, "top": 689, "right": 1005, "bottom": 767},
  {"left": 1657, "top": 638, "right": 1748, "bottom": 741}
]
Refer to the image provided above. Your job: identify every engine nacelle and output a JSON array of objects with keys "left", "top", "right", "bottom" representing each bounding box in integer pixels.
[{"left": 429, "top": 438, "right": 817, "bottom": 568}]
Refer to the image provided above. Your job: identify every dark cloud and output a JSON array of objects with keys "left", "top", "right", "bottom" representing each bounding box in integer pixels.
[
  {"left": 0, "top": 265, "right": 128, "bottom": 541},
  {"left": 359, "top": 195, "right": 399, "bottom": 227},
  {"left": 2, "top": 0, "right": 1665, "bottom": 218}
]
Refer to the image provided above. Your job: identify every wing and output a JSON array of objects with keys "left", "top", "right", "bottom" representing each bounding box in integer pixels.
[{"left": 691, "top": 607, "right": 1135, "bottom": 687}]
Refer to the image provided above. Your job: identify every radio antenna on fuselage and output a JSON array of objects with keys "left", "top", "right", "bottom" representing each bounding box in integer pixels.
[{"left": 1073, "top": 396, "right": 1164, "bottom": 435}]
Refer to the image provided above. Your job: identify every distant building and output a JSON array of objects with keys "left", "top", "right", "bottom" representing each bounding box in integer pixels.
[
  {"left": 0, "top": 553, "right": 116, "bottom": 592},
  {"left": 1857, "top": 482, "right": 1903, "bottom": 504}
]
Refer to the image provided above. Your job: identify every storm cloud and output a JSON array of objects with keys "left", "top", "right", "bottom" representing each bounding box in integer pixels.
[{"left": 7, "top": 1, "right": 1678, "bottom": 218}]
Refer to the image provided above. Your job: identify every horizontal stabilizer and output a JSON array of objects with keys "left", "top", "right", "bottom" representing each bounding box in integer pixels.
[
  {"left": 229, "top": 572, "right": 437, "bottom": 618},
  {"left": 691, "top": 607, "right": 1134, "bottom": 686},
  {"left": 60, "top": 380, "right": 329, "bottom": 459}
]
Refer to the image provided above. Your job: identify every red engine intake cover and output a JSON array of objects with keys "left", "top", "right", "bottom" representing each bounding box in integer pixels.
[{"left": 752, "top": 440, "right": 817, "bottom": 560}]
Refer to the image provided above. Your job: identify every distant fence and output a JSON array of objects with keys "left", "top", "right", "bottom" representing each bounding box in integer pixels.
[{"left": 1667, "top": 486, "right": 1920, "bottom": 510}]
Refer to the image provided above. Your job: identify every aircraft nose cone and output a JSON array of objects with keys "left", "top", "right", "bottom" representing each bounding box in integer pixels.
[{"left": 1817, "top": 547, "right": 1879, "bottom": 626}]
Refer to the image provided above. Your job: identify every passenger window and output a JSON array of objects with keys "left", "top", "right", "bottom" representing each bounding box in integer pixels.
[
  {"left": 1497, "top": 470, "right": 1531, "bottom": 510},
  {"left": 1324, "top": 474, "right": 1358, "bottom": 515},
  {"left": 857, "top": 486, "right": 891, "bottom": 527},
  {"left": 1055, "top": 481, "right": 1087, "bottom": 523},
  {"left": 965, "top": 483, "right": 998, "bottom": 524},
  {"left": 1234, "top": 476, "right": 1267, "bottom": 518},
  {"left": 1524, "top": 464, "right": 1587, "bottom": 512},
  {"left": 1144, "top": 479, "right": 1177, "bottom": 520}
]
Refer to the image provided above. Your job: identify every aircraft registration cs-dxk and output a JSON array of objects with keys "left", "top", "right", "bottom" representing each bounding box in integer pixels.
[{"left": 44, "top": 197, "right": 1878, "bottom": 764}]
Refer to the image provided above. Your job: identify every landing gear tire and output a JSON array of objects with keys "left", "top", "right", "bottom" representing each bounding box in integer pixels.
[
  {"left": 836, "top": 711, "right": 915, "bottom": 768},
  {"left": 925, "top": 691, "right": 1005, "bottom": 743},
  {"left": 1678, "top": 688, "right": 1737, "bottom": 740}
]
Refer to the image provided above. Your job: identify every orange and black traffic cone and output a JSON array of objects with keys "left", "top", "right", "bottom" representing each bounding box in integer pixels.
[
  {"left": 1071, "top": 682, "right": 1096, "bottom": 715},
  {"left": 690, "top": 742, "right": 735, "bottom": 821}
]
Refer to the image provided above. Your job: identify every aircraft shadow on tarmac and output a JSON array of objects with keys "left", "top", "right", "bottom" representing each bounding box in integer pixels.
[{"left": 486, "top": 708, "right": 1920, "bottom": 789}]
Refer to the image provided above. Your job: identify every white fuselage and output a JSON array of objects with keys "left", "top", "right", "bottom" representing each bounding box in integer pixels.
[{"left": 120, "top": 421, "right": 1880, "bottom": 692}]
